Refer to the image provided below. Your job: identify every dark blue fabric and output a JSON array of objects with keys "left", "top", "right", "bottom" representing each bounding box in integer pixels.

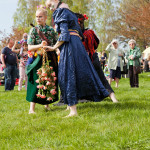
[
  {"left": 1, "top": 47, "right": 17, "bottom": 65},
  {"left": 53, "top": 8, "right": 109, "bottom": 106},
  {"left": 110, "top": 67, "right": 121, "bottom": 79},
  {"left": 4, "top": 64, "right": 17, "bottom": 91},
  {"left": 26, "top": 57, "right": 34, "bottom": 66}
]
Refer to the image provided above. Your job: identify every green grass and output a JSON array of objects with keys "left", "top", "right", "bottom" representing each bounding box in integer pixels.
[{"left": 0, "top": 73, "right": 150, "bottom": 150}]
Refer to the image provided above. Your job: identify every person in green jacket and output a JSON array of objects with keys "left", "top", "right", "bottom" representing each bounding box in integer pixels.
[{"left": 126, "top": 39, "right": 141, "bottom": 88}]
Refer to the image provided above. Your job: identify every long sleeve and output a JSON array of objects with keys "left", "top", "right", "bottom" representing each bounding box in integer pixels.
[
  {"left": 106, "top": 43, "right": 112, "bottom": 52},
  {"left": 125, "top": 50, "right": 130, "bottom": 60},
  {"left": 53, "top": 8, "right": 70, "bottom": 42},
  {"left": 133, "top": 47, "right": 141, "bottom": 59},
  {"left": 58, "top": 22, "right": 70, "bottom": 42}
]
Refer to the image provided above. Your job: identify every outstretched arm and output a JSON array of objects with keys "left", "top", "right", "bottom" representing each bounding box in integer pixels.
[
  {"left": 12, "top": 41, "right": 20, "bottom": 53},
  {"left": 1, "top": 54, "right": 6, "bottom": 68},
  {"left": 106, "top": 43, "right": 112, "bottom": 52},
  {"left": 43, "top": 41, "right": 64, "bottom": 52},
  {"left": 28, "top": 41, "right": 47, "bottom": 52}
]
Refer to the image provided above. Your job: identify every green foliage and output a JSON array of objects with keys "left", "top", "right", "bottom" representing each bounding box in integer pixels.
[
  {"left": 10, "top": 0, "right": 150, "bottom": 51},
  {"left": 0, "top": 73, "right": 150, "bottom": 149},
  {"left": 13, "top": 0, "right": 91, "bottom": 32},
  {"left": 13, "top": 0, "right": 41, "bottom": 33}
]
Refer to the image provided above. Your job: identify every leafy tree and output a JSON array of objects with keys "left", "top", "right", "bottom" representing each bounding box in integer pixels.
[
  {"left": 112, "top": 0, "right": 150, "bottom": 50},
  {"left": 13, "top": 0, "right": 41, "bottom": 31},
  {"left": 84, "top": 0, "right": 122, "bottom": 51}
]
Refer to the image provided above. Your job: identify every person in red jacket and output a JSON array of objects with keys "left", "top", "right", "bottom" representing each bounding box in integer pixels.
[{"left": 76, "top": 13, "right": 118, "bottom": 103}]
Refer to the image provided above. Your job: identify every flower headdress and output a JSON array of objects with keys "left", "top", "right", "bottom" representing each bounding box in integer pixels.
[
  {"left": 37, "top": 5, "right": 46, "bottom": 9},
  {"left": 78, "top": 14, "right": 89, "bottom": 22}
]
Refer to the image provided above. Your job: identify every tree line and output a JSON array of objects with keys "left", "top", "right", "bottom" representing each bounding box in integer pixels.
[{"left": 0, "top": 0, "right": 149, "bottom": 51}]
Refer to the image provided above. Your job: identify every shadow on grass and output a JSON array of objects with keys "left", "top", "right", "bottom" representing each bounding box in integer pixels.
[
  {"left": 77, "top": 101, "right": 150, "bottom": 112},
  {"left": 49, "top": 101, "right": 150, "bottom": 114}
]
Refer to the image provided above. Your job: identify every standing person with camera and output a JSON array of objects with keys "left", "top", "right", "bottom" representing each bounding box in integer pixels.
[{"left": 1, "top": 38, "right": 18, "bottom": 91}]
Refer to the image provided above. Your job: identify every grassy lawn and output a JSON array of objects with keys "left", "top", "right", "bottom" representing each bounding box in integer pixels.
[{"left": 0, "top": 72, "right": 150, "bottom": 150}]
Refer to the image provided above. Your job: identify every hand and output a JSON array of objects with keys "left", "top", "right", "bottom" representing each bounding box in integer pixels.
[
  {"left": 3, "top": 64, "right": 6, "bottom": 69},
  {"left": 129, "top": 55, "right": 134, "bottom": 60},
  {"left": 129, "top": 55, "right": 132, "bottom": 59},
  {"left": 130, "top": 56, "right": 134, "bottom": 60},
  {"left": 118, "top": 53, "right": 122, "bottom": 57},
  {"left": 43, "top": 46, "right": 55, "bottom": 51},
  {"left": 55, "top": 48, "right": 60, "bottom": 56},
  {"left": 15, "top": 40, "right": 18, "bottom": 45},
  {"left": 41, "top": 41, "right": 47, "bottom": 47}
]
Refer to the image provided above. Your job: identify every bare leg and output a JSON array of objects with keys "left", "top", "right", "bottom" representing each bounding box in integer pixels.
[
  {"left": 109, "top": 92, "right": 118, "bottom": 103},
  {"left": 64, "top": 105, "right": 78, "bottom": 118},
  {"left": 115, "top": 78, "right": 119, "bottom": 88},
  {"left": 65, "top": 105, "right": 70, "bottom": 111},
  {"left": 45, "top": 104, "right": 50, "bottom": 110},
  {"left": 109, "top": 78, "right": 113, "bottom": 86},
  {"left": 29, "top": 102, "right": 36, "bottom": 114},
  {"left": 25, "top": 75, "right": 28, "bottom": 90}
]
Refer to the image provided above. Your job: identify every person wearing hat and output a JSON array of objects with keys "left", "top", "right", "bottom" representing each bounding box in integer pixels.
[{"left": 106, "top": 39, "right": 124, "bottom": 88}]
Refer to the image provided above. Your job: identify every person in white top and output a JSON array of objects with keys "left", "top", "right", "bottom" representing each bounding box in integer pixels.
[{"left": 106, "top": 39, "right": 124, "bottom": 88}]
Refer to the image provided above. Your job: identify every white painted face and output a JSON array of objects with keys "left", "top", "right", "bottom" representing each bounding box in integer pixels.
[
  {"left": 36, "top": 11, "right": 47, "bottom": 26},
  {"left": 46, "top": 0, "right": 59, "bottom": 11}
]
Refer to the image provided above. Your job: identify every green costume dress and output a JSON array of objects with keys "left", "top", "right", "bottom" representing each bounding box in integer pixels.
[{"left": 26, "top": 25, "right": 58, "bottom": 105}]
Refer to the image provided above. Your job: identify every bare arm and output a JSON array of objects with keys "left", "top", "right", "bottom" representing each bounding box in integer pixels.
[
  {"left": 53, "top": 41, "right": 64, "bottom": 50},
  {"left": 43, "top": 41, "right": 64, "bottom": 52},
  {"left": 28, "top": 41, "right": 47, "bottom": 51},
  {"left": 1, "top": 54, "right": 6, "bottom": 68},
  {"left": 106, "top": 43, "right": 112, "bottom": 52},
  {"left": 12, "top": 41, "right": 20, "bottom": 53},
  {"left": 12, "top": 49, "right": 20, "bottom": 54},
  {"left": 55, "top": 48, "right": 60, "bottom": 56},
  {"left": 28, "top": 44, "right": 42, "bottom": 52}
]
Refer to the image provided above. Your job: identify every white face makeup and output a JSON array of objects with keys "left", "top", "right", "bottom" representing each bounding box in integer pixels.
[
  {"left": 46, "top": 0, "right": 58, "bottom": 11},
  {"left": 36, "top": 11, "right": 47, "bottom": 26}
]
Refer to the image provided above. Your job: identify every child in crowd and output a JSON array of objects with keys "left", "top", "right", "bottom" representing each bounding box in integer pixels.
[
  {"left": 18, "top": 33, "right": 28, "bottom": 55},
  {"left": 18, "top": 42, "right": 28, "bottom": 91},
  {"left": 12, "top": 40, "right": 28, "bottom": 91}
]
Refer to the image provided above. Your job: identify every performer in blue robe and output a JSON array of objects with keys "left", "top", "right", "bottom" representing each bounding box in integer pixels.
[{"left": 45, "top": 0, "right": 109, "bottom": 117}]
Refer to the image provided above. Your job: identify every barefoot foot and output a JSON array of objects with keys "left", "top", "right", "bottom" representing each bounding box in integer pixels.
[
  {"left": 29, "top": 110, "right": 36, "bottom": 114},
  {"left": 63, "top": 113, "right": 78, "bottom": 118},
  {"left": 65, "top": 105, "right": 70, "bottom": 111},
  {"left": 63, "top": 105, "right": 78, "bottom": 118},
  {"left": 110, "top": 92, "right": 118, "bottom": 103}
]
